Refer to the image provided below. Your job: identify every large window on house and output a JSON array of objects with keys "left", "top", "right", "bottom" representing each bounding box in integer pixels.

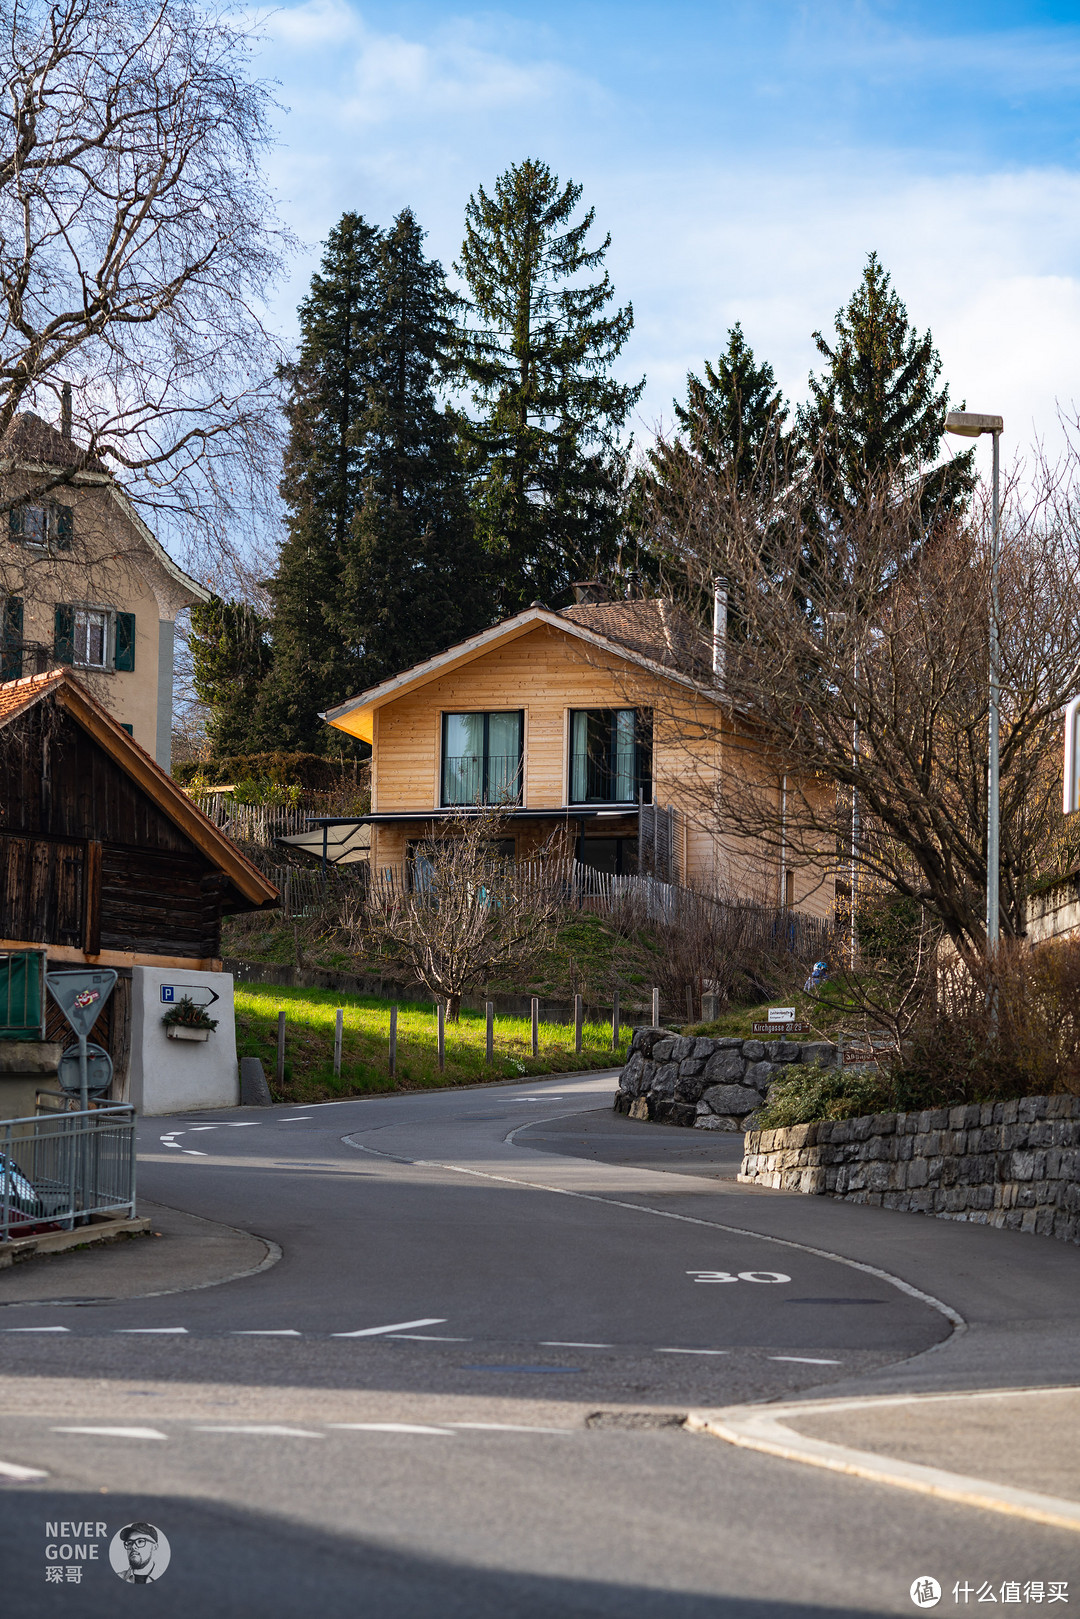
[
  {"left": 441, "top": 711, "right": 524, "bottom": 806},
  {"left": 569, "top": 709, "right": 652, "bottom": 804},
  {"left": 73, "top": 608, "right": 110, "bottom": 669}
]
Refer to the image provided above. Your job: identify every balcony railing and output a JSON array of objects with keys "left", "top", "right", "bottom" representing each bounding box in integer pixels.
[{"left": 441, "top": 754, "right": 523, "bottom": 807}]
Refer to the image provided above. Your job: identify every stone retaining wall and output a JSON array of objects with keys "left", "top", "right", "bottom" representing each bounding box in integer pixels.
[
  {"left": 739, "top": 1095, "right": 1080, "bottom": 1244},
  {"left": 613, "top": 1026, "right": 838, "bottom": 1130}
]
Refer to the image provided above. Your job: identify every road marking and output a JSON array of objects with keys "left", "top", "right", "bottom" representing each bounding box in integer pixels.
[
  {"left": 1, "top": 1326, "right": 70, "bottom": 1333},
  {"left": 328, "top": 1423, "right": 454, "bottom": 1435},
  {"left": 180, "top": 1150, "right": 208, "bottom": 1157},
  {"left": 331, "top": 1317, "right": 446, "bottom": 1338},
  {"left": 446, "top": 1422, "right": 574, "bottom": 1434},
  {"left": 656, "top": 1347, "right": 730, "bottom": 1356},
  {"left": 539, "top": 1341, "right": 611, "bottom": 1348},
  {"left": 53, "top": 1426, "right": 167, "bottom": 1440},
  {"left": 464, "top": 1365, "right": 581, "bottom": 1374},
  {"left": 115, "top": 1327, "right": 188, "bottom": 1334},
  {"left": 768, "top": 1356, "right": 842, "bottom": 1365},
  {"left": 161, "top": 1141, "right": 184, "bottom": 1149},
  {"left": 187, "top": 1126, "right": 218, "bottom": 1132},
  {"left": 280, "top": 1117, "right": 312, "bottom": 1123},
  {"left": 222, "top": 1122, "right": 261, "bottom": 1126},
  {"left": 687, "top": 1270, "right": 791, "bottom": 1284},
  {"left": 0, "top": 1457, "right": 48, "bottom": 1479},
  {"left": 195, "top": 1425, "right": 324, "bottom": 1437},
  {"left": 385, "top": 1334, "right": 469, "bottom": 1341},
  {"left": 229, "top": 1330, "right": 301, "bottom": 1336}
]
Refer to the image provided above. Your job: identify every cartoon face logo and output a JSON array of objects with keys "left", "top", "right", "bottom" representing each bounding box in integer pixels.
[
  {"left": 109, "top": 1523, "right": 171, "bottom": 1583},
  {"left": 74, "top": 989, "right": 100, "bottom": 1009}
]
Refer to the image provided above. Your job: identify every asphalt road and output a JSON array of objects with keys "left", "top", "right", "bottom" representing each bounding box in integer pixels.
[{"left": 1, "top": 1071, "right": 1078, "bottom": 1616}]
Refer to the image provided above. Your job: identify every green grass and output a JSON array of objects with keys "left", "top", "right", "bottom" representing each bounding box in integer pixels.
[
  {"left": 683, "top": 981, "right": 855, "bottom": 1041},
  {"left": 235, "top": 982, "right": 630, "bottom": 1105}
]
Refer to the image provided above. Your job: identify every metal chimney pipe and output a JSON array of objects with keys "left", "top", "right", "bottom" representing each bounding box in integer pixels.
[
  {"left": 712, "top": 577, "right": 728, "bottom": 682},
  {"left": 61, "top": 382, "right": 72, "bottom": 441}
]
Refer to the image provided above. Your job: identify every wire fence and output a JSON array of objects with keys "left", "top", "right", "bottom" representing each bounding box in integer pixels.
[{"left": 0, "top": 1104, "right": 137, "bottom": 1241}]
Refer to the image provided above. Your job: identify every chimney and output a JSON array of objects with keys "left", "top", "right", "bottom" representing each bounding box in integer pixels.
[
  {"left": 624, "top": 570, "right": 642, "bottom": 600},
  {"left": 712, "top": 576, "right": 728, "bottom": 683},
  {"left": 61, "top": 382, "right": 72, "bottom": 441},
  {"left": 571, "top": 580, "right": 609, "bottom": 605}
]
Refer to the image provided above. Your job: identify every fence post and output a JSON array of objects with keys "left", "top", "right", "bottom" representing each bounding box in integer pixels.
[
  {"left": 651, "top": 986, "right": 660, "bottom": 1027},
  {"left": 574, "top": 994, "right": 583, "bottom": 1055},
  {"left": 531, "top": 996, "right": 539, "bottom": 1058},
  {"left": 284, "top": 869, "right": 292, "bottom": 919},
  {"left": 276, "top": 1010, "right": 286, "bottom": 1089},
  {"left": 685, "top": 985, "right": 695, "bottom": 1025},
  {"left": 611, "top": 991, "right": 619, "bottom": 1053},
  {"left": 333, "top": 1008, "right": 343, "bottom": 1079},
  {"left": 437, "top": 1003, "right": 446, "bottom": 1072},
  {"left": 486, "top": 1001, "right": 494, "bottom": 1065},
  {"left": 389, "top": 1005, "right": 397, "bottom": 1078}
]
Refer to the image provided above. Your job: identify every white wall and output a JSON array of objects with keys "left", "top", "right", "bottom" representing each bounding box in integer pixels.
[{"left": 129, "top": 967, "right": 238, "bottom": 1115}]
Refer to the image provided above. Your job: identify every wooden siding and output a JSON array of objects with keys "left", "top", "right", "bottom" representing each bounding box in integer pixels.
[{"left": 0, "top": 835, "right": 84, "bottom": 946}]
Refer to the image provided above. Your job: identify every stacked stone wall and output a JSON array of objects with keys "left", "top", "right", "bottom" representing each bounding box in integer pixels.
[
  {"left": 739, "top": 1095, "right": 1080, "bottom": 1245},
  {"left": 614, "top": 1026, "right": 838, "bottom": 1130}
]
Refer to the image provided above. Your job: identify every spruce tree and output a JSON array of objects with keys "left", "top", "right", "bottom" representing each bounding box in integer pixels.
[
  {"left": 338, "top": 209, "right": 492, "bottom": 688},
  {"left": 454, "top": 159, "right": 644, "bottom": 613},
  {"left": 257, "top": 213, "right": 382, "bottom": 750},
  {"left": 188, "top": 596, "right": 272, "bottom": 757},
  {"left": 675, "top": 324, "right": 789, "bottom": 491},
  {"left": 800, "top": 253, "right": 974, "bottom": 528}
]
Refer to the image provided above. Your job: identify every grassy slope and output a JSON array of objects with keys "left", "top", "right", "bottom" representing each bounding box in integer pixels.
[{"left": 236, "top": 982, "right": 629, "bottom": 1105}]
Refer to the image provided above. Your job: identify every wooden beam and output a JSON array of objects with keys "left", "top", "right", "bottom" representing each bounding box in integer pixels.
[
  {"left": 0, "top": 937, "right": 222, "bottom": 970},
  {"left": 83, "top": 839, "right": 102, "bottom": 956}
]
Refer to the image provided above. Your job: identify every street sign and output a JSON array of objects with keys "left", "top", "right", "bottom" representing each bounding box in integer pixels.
[
  {"left": 57, "top": 1042, "right": 113, "bottom": 1095},
  {"left": 160, "top": 984, "right": 219, "bottom": 1008},
  {"left": 768, "top": 1007, "right": 796, "bottom": 1022},
  {"left": 752, "top": 1021, "right": 811, "bottom": 1034},
  {"left": 46, "top": 969, "right": 117, "bottom": 1039}
]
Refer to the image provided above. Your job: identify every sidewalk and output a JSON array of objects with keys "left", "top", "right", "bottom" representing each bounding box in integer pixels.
[{"left": 0, "top": 1198, "right": 275, "bottom": 1305}]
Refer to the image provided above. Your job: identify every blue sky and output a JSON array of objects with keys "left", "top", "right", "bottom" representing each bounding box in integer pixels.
[{"left": 250, "top": 1, "right": 1080, "bottom": 467}]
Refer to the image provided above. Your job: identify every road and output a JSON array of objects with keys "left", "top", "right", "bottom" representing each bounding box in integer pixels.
[{"left": 1, "top": 1071, "right": 1078, "bottom": 1616}]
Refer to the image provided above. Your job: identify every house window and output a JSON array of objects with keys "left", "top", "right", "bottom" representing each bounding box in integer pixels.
[
  {"left": 73, "top": 608, "right": 110, "bottom": 669},
  {"left": 569, "top": 709, "right": 652, "bottom": 804},
  {"left": 441, "top": 712, "right": 524, "bottom": 806},
  {"left": 9, "top": 503, "right": 73, "bottom": 550}
]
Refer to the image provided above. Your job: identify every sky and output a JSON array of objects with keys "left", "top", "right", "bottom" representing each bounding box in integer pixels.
[{"left": 249, "top": 0, "right": 1080, "bottom": 475}]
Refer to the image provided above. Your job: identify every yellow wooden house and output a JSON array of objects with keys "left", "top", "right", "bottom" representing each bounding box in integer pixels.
[{"left": 323, "top": 590, "right": 831, "bottom": 919}]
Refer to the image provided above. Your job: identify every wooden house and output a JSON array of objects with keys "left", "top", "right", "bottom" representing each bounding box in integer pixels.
[
  {"left": 1, "top": 411, "right": 209, "bottom": 768},
  {"left": 322, "top": 593, "right": 830, "bottom": 917},
  {"left": 0, "top": 669, "right": 277, "bottom": 1115}
]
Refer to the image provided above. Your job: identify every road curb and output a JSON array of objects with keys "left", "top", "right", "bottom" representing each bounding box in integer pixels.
[{"left": 687, "top": 1387, "right": 1080, "bottom": 1533}]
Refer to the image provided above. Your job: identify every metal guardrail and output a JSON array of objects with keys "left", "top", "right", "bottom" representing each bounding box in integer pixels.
[{"left": 0, "top": 1104, "right": 136, "bottom": 1241}]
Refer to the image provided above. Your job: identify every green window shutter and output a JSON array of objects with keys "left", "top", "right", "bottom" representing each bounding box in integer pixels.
[
  {"left": 53, "top": 604, "right": 74, "bottom": 665},
  {"left": 54, "top": 505, "right": 73, "bottom": 550},
  {"left": 1, "top": 596, "right": 23, "bottom": 681},
  {"left": 114, "top": 611, "right": 135, "bottom": 671},
  {"left": 8, "top": 507, "right": 23, "bottom": 541},
  {"left": 119, "top": 722, "right": 133, "bottom": 736}
]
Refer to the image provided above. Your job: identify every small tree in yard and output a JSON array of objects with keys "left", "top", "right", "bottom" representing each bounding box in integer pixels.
[{"left": 353, "top": 812, "right": 565, "bottom": 1021}]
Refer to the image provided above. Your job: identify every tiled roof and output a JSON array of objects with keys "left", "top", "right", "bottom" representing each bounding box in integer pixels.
[
  {"left": 0, "top": 668, "right": 65, "bottom": 724},
  {"left": 561, "top": 598, "right": 714, "bottom": 680},
  {"left": 0, "top": 411, "right": 105, "bottom": 472}
]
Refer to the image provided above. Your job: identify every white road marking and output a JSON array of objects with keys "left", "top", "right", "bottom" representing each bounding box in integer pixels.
[
  {"left": 195, "top": 1425, "right": 324, "bottom": 1437},
  {"left": 180, "top": 1150, "right": 208, "bottom": 1157},
  {"left": 656, "top": 1347, "right": 731, "bottom": 1356},
  {"left": 385, "top": 1334, "right": 469, "bottom": 1341},
  {"left": 1, "top": 1326, "right": 70, "bottom": 1333},
  {"left": 161, "top": 1142, "right": 184, "bottom": 1149},
  {"left": 53, "top": 1426, "right": 167, "bottom": 1440},
  {"left": 280, "top": 1117, "right": 312, "bottom": 1123},
  {"left": 0, "top": 1457, "right": 48, "bottom": 1479},
  {"left": 187, "top": 1126, "right": 218, "bottom": 1132},
  {"left": 331, "top": 1317, "right": 447, "bottom": 1338},
  {"left": 222, "top": 1122, "right": 261, "bottom": 1126},
  {"left": 229, "top": 1330, "right": 301, "bottom": 1336},
  {"left": 768, "top": 1356, "right": 842, "bottom": 1365},
  {"left": 540, "top": 1341, "right": 611, "bottom": 1348},
  {"left": 115, "top": 1327, "right": 188, "bottom": 1334},
  {"left": 446, "top": 1422, "right": 574, "bottom": 1434},
  {"left": 328, "top": 1423, "right": 454, "bottom": 1435}
]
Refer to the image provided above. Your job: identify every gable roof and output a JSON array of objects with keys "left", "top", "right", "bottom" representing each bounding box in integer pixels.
[
  {"left": 0, "top": 670, "right": 277, "bottom": 909},
  {"left": 323, "top": 601, "right": 722, "bottom": 743},
  {"left": 561, "top": 598, "right": 714, "bottom": 680},
  {"left": 0, "top": 411, "right": 209, "bottom": 608}
]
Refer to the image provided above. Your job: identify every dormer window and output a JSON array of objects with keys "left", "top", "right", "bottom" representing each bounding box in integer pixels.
[{"left": 8, "top": 502, "right": 73, "bottom": 551}]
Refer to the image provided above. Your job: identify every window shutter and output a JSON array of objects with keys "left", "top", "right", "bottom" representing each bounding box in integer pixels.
[
  {"left": 114, "top": 611, "right": 135, "bottom": 671},
  {"left": 53, "top": 604, "right": 74, "bottom": 665},
  {"left": 8, "top": 507, "right": 22, "bottom": 541},
  {"left": 1, "top": 597, "right": 23, "bottom": 681},
  {"left": 54, "top": 504, "right": 73, "bottom": 549},
  {"left": 119, "top": 722, "right": 133, "bottom": 736}
]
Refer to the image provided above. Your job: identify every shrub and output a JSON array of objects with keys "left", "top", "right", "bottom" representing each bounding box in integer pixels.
[
  {"left": 174, "top": 752, "right": 366, "bottom": 791},
  {"left": 755, "top": 1064, "right": 892, "bottom": 1128}
]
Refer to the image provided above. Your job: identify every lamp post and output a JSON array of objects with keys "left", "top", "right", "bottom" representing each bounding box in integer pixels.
[{"left": 944, "top": 411, "right": 1004, "bottom": 952}]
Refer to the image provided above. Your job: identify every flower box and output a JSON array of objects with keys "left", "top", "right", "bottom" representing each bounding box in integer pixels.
[{"left": 166, "top": 1026, "right": 210, "bottom": 1043}]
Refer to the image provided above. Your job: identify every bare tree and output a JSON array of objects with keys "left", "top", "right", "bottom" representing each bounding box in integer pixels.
[
  {"left": 0, "top": 0, "right": 292, "bottom": 555},
  {"left": 636, "top": 436, "right": 1080, "bottom": 956},
  {"left": 351, "top": 810, "right": 566, "bottom": 1020}
]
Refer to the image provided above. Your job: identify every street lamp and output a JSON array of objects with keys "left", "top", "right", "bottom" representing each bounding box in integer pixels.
[{"left": 945, "top": 410, "right": 1004, "bottom": 951}]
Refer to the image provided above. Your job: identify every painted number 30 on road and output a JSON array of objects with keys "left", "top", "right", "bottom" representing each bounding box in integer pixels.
[{"left": 687, "top": 1270, "right": 791, "bottom": 1284}]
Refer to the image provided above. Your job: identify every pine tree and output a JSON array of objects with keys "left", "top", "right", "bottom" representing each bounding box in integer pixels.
[
  {"left": 454, "top": 159, "right": 644, "bottom": 613},
  {"left": 800, "top": 252, "right": 974, "bottom": 527},
  {"left": 257, "top": 213, "right": 382, "bottom": 750},
  {"left": 188, "top": 596, "right": 272, "bottom": 757},
  {"left": 675, "top": 324, "right": 789, "bottom": 491},
  {"left": 337, "top": 210, "right": 492, "bottom": 688}
]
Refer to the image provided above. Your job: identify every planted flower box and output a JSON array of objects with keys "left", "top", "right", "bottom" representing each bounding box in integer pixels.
[{"left": 166, "top": 1025, "right": 210, "bottom": 1043}]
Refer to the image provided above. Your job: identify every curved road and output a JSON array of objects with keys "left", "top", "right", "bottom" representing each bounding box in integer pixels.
[{"left": 1, "top": 1072, "right": 1078, "bottom": 1616}]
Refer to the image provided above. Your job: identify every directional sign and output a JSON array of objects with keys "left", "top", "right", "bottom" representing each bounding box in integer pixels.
[
  {"left": 160, "top": 984, "right": 219, "bottom": 1009},
  {"left": 753, "top": 1021, "right": 811, "bottom": 1034},
  {"left": 46, "top": 969, "right": 117, "bottom": 1039},
  {"left": 768, "top": 1007, "right": 796, "bottom": 1023}
]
